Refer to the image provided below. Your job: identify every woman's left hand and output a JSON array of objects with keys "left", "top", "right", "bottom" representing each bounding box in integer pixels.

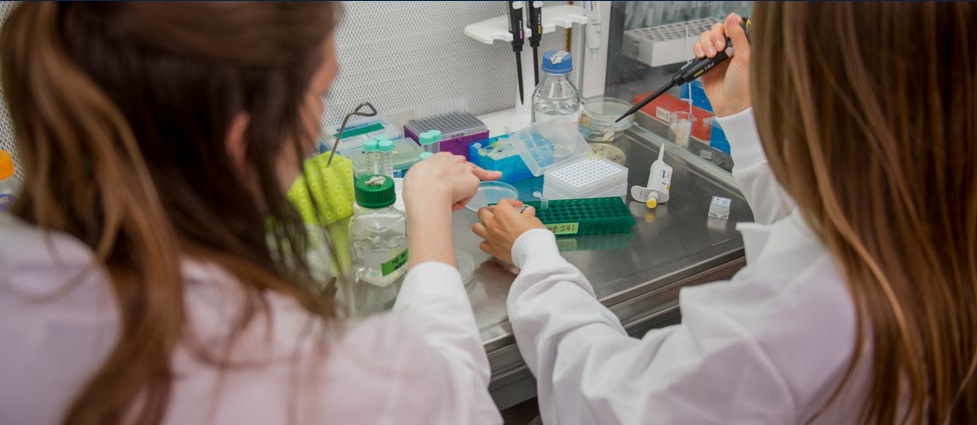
[{"left": 472, "top": 199, "right": 546, "bottom": 264}]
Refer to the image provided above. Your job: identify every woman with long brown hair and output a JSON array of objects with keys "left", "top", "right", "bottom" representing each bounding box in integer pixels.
[
  {"left": 0, "top": 2, "right": 501, "bottom": 424},
  {"left": 475, "top": 2, "right": 976, "bottom": 424}
]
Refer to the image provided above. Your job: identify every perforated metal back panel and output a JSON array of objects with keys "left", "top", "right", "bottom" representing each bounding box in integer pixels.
[
  {"left": 324, "top": 1, "right": 567, "bottom": 127},
  {"left": 0, "top": 2, "right": 567, "bottom": 181}
]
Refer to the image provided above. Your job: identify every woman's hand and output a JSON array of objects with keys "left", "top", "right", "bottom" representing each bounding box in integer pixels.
[
  {"left": 472, "top": 199, "right": 546, "bottom": 264},
  {"left": 403, "top": 152, "right": 500, "bottom": 268},
  {"left": 403, "top": 152, "right": 500, "bottom": 212},
  {"left": 692, "top": 13, "right": 751, "bottom": 117}
]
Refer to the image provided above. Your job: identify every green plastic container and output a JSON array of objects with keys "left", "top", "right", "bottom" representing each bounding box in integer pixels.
[{"left": 521, "top": 197, "right": 635, "bottom": 236}]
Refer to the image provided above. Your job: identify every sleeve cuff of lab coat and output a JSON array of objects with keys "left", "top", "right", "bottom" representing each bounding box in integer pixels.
[
  {"left": 715, "top": 107, "right": 766, "bottom": 170},
  {"left": 511, "top": 228, "right": 564, "bottom": 270},
  {"left": 395, "top": 261, "right": 468, "bottom": 311}
]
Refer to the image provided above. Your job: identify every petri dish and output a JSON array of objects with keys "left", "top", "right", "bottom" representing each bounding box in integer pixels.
[
  {"left": 579, "top": 97, "right": 634, "bottom": 143},
  {"left": 466, "top": 181, "right": 519, "bottom": 213}
]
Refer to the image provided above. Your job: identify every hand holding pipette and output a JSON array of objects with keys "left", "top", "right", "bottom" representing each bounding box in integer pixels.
[
  {"left": 692, "top": 14, "right": 753, "bottom": 117},
  {"left": 615, "top": 14, "right": 751, "bottom": 123}
]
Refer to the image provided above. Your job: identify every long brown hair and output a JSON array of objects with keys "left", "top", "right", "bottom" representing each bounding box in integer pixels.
[
  {"left": 751, "top": 2, "right": 976, "bottom": 423},
  {"left": 1, "top": 2, "right": 343, "bottom": 424}
]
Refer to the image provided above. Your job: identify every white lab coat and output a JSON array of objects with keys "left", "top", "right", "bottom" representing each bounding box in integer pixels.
[
  {"left": 0, "top": 214, "right": 502, "bottom": 425},
  {"left": 506, "top": 108, "right": 875, "bottom": 424}
]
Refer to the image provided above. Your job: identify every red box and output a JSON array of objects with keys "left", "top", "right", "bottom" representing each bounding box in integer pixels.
[{"left": 631, "top": 92, "right": 715, "bottom": 141}]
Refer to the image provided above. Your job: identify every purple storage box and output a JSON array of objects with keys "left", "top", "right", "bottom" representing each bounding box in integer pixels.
[{"left": 404, "top": 112, "right": 489, "bottom": 160}]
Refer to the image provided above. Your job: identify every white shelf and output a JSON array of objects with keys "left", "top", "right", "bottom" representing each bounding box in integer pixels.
[{"left": 464, "top": 5, "right": 590, "bottom": 45}]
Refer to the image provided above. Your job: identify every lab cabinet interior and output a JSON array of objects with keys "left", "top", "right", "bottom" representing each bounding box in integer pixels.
[{"left": 454, "top": 122, "right": 753, "bottom": 409}]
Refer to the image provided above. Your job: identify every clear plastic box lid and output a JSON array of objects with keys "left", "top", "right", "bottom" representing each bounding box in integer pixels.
[{"left": 509, "top": 120, "right": 592, "bottom": 177}]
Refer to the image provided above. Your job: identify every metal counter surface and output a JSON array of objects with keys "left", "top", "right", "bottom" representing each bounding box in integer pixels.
[{"left": 453, "top": 126, "right": 755, "bottom": 408}]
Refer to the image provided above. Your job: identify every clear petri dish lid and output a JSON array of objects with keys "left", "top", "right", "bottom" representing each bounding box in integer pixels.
[{"left": 466, "top": 181, "right": 519, "bottom": 212}]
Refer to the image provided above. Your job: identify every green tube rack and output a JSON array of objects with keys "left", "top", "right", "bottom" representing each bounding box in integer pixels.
[{"left": 522, "top": 197, "right": 636, "bottom": 237}]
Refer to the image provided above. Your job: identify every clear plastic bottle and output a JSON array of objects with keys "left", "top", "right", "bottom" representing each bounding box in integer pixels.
[
  {"left": 531, "top": 50, "right": 580, "bottom": 125},
  {"left": 376, "top": 138, "right": 395, "bottom": 178},
  {"left": 350, "top": 175, "right": 408, "bottom": 287},
  {"left": 419, "top": 130, "right": 441, "bottom": 154},
  {"left": 0, "top": 150, "right": 18, "bottom": 211}
]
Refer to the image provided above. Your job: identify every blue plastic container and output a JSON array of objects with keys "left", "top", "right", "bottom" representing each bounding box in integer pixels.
[
  {"left": 469, "top": 134, "right": 534, "bottom": 184},
  {"left": 679, "top": 80, "right": 713, "bottom": 113},
  {"left": 710, "top": 120, "right": 730, "bottom": 154}
]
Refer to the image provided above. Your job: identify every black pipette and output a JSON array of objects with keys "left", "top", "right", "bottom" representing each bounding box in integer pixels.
[
  {"left": 615, "top": 18, "right": 751, "bottom": 123},
  {"left": 528, "top": 1, "right": 543, "bottom": 86},
  {"left": 507, "top": 1, "right": 526, "bottom": 104}
]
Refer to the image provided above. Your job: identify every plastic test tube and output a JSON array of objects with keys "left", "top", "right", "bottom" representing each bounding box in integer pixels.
[
  {"left": 376, "top": 138, "right": 395, "bottom": 178},
  {"left": 533, "top": 191, "right": 548, "bottom": 210},
  {"left": 363, "top": 138, "right": 381, "bottom": 175},
  {"left": 419, "top": 130, "right": 442, "bottom": 154}
]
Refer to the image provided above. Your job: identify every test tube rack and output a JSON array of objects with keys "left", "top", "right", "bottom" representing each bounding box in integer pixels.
[
  {"left": 404, "top": 112, "right": 489, "bottom": 160},
  {"left": 521, "top": 196, "right": 635, "bottom": 237},
  {"left": 622, "top": 17, "right": 721, "bottom": 67}
]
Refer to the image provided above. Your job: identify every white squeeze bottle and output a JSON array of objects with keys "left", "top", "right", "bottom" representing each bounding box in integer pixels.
[{"left": 630, "top": 146, "right": 672, "bottom": 209}]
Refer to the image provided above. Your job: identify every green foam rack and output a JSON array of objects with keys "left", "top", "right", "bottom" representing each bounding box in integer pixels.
[{"left": 522, "top": 197, "right": 636, "bottom": 237}]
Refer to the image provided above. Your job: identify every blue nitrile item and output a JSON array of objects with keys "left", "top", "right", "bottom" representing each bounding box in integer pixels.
[
  {"left": 541, "top": 50, "right": 573, "bottom": 75},
  {"left": 710, "top": 120, "right": 730, "bottom": 154},
  {"left": 469, "top": 134, "right": 534, "bottom": 184},
  {"left": 679, "top": 80, "right": 713, "bottom": 113}
]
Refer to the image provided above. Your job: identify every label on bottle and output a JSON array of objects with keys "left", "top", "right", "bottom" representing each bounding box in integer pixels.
[
  {"left": 545, "top": 222, "right": 579, "bottom": 236},
  {"left": 381, "top": 248, "right": 409, "bottom": 276}
]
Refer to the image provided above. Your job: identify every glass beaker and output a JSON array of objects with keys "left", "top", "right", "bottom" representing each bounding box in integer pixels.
[{"left": 667, "top": 111, "right": 696, "bottom": 149}]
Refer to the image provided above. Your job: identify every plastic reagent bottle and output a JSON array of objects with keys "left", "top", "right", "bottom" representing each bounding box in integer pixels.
[
  {"left": 419, "top": 130, "right": 441, "bottom": 154},
  {"left": 531, "top": 50, "right": 580, "bottom": 125},
  {"left": 0, "top": 150, "right": 17, "bottom": 211},
  {"left": 418, "top": 152, "right": 433, "bottom": 161},
  {"left": 350, "top": 175, "right": 408, "bottom": 287},
  {"left": 363, "top": 138, "right": 380, "bottom": 176},
  {"left": 630, "top": 146, "right": 672, "bottom": 209},
  {"left": 376, "top": 138, "right": 395, "bottom": 178}
]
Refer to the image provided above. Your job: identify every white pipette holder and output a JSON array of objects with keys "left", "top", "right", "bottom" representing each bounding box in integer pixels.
[{"left": 463, "top": 5, "right": 590, "bottom": 45}]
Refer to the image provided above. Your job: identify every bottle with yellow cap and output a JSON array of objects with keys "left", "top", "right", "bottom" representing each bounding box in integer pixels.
[
  {"left": 629, "top": 146, "right": 671, "bottom": 209},
  {"left": 0, "top": 150, "right": 18, "bottom": 211}
]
